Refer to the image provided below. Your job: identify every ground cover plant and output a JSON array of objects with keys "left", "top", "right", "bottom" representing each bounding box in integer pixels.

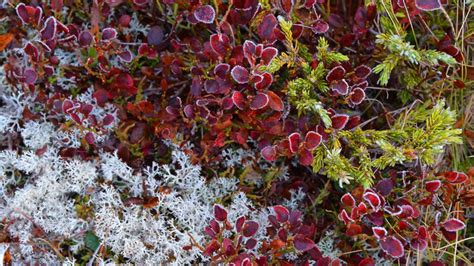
[{"left": 0, "top": 0, "right": 472, "bottom": 264}]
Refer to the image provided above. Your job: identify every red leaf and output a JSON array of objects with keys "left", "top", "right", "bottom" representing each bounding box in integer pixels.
[
  {"left": 411, "top": 238, "right": 427, "bottom": 251},
  {"left": 242, "top": 221, "right": 259, "bottom": 237},
  {"left": 232, "top": 91, "right": 245, "bottom": 110},
  {"left": 331, "top": 114, "right": 349, "bottom": 130},
  {"left": 116, "top": 72, "right": 134, "bottom": 88},
  {"left": 214, "top": 63, "right": 230, "bottom": 79},
  {"left": 16, "top": 3, "right": 29, "bottom": 24},
  {"left": 443, "top": 171, "right": 468, "bottom": 183},
  {"left": 213, "top": 204, "right": 228, "bottom": 222},
  {"left": 340, "top": 193, "right": 356, "bottom": 207},
  {"left": 289, "top": 210, "right": 302, "bottom": 226},
  {"left": 118, "top": 49, "right": 133, "bottom": 62},
  {"left": 243, "top": 40, "right": 257, "bottom": 63},
  {"left": 24, "top": 68, "right": 37, "bottom": 84},
  {"left": 245, "top": 238, "right": 257, "bottom": 249},
  {"left": 298, "top": 149, "right": 313, "bottom": 166},
  {"left": 204, "top": 240, "right": 220, "bottom": 256},
  {"left": 261, "top": 145, "right": 277, "bottom": 161},
  {"left": 102, "top": 114, "right": 115, "bottom": 126},
  {"left": 93, "top": 89, "right": 110, "bottom": 106},
  {"left": 204, "top": 79, "right": 218, "bottom": 94},
  {"left": 354, "top": 65, "right": 372, "bottom": 79},
  {"left": 273, "top": 205, "right": 289, "bottom": 223},
  {"left": 288, "top": 132, "right": 302, "bottom": 153},
  {"left": 338, "top": 209, "right": 353, "bottom": 224},
  {"left": 350, "top": 88, "right": 365, "bottom": 105},
  {"left": 281, "top": 0, "right": 294, "bottom": 14},
  {"left": 132, "top": 0, "right": 148, "bottom": 6},
  {"left": 363, "top": 191, "right": 381, "bottom": 210},
  {"left": 380, "top": 236, "right": 404, "bottom": 258},
  {"left": 415, "top": 0, "right": 442, "bottom": 11},
  {"left": 62, "top": 100, "right": 75, "bottom": 113},
  {"left": 257, "top": 14, "right": 278, "bottom": 41},
  {"left": 304, "top": 131, "right": 322, "bottom": 150},
  {"left": 85, "top": 132, "right": 95, "bottom": 144},
  {"left": 331, "top": 79, "right": 349, "bottom": 95},
  {"left": 231, "top": 65, "right": 249, "bottom": 84},
  {"left": 305, "top": 0, "right": 317, "bottom": 8},
  {"left": 254, "top": 72, "right": 273, "bottom": 90},
  {"left": 418, "top": 226, "right": 428, "bottom": 240},
  {"left": 372, "top": 227, "right": 387, "bottom": 239},
  {"left": 346, "top": 115, "right": 361, "bottom": 129},
  {"left": 357, "top": 202, "right": 368, "bottom": 215},
  {"left": 147, "top": 26, "right": 164, "bottom": 46},
  {"left": 40, "top": 17, "right": 57, "bottom": 40},
  {"left": 267, "top": 91, "right": 284, "bottom": 111},
  {"left": 78, "top": 31, "right": 93, "bottom": 46},
  {"left": 293, "top": 235, "right": 316, "bottom": 252},
  {"left": 346, "top": 223, "right": 363, "bottom": 236},
  {"left": 441, "top": 218, "right": 466, "bottom": 232},
  {"left": 194, "top": 5, "right": 215, "bottom": 24},
  {"left": 210, "top": 33, "right": 230, "bottom": 57},
  {"left": 16, "top": 4, "right": 42, "bottom": 25},
  {"left": 425, "top": 180, "right": 442, "bottom": 193},
  {"left": 312, "top": 20, "right": 329, "bottom": 34},
  {"left": 278, "top": 228, "right": 288, "bottom": 241},
  {"left": 326, "top": 66, "right": 346, "bottom": 82},
  {"left": 24, "top": 42, "right": 38, "bottom": 60},
  {"left": 261, "top": 47, "right": 278, "bottom": 65},
  {"left": 250, "top": 93, "right": 269, "bottom": 110},
  {"left": 101, "top": 28, "right": 117, "bottom": 41},
  {"left": 236, "top": 216, "right": 246, "bottom": 233}
]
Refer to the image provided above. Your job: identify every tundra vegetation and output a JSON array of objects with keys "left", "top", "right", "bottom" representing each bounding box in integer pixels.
[{"left": 0, "top": 0, "right": 472, "bottom": 264}]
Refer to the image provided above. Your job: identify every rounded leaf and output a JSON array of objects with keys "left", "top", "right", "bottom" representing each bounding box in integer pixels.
[
  {"left": 231, "top": 65, "right": 249, "bottom": 84},
  {"left": 236, "top": 216, "right": 246, "bottom": 233},
  {"left": 250, "top": 93, "right": 269, "bottom": 110},
  {"left": 372, "top": 227, "right": 387, "bottom": 239},
  {"left": 331, "top": 114, "right": 349, "bottom": 130},
  {"left": 293, "top": 235, "right": 316, "bottom": 252},
  {"left": 331, "top": 79, "right": 349, "bottom": 95},
  {"left": 340, "top": 193, "right": 356, "bottom": 207},
  {"left": 312, "top": 20, "right": 329, "bottom": 34},
  {"left": 24, "top": 68, "right": 37, "bottom": 84},
  {"left": 441, "top": 218, "right": 466, "bottom": 232},
  {"left": 102, "top": 28, "right": 117, "bottom": 41},
  {"left": 40, "top": 17, "right": 57, "bottom": 40},
  {"left": 273, "top": 205, "right": 289, "bottom": 223},
  {"left": 288, "top": 132, "right": 302, "bottom": 153},
  {"left": 78, "top": 31, "right": 93, "bottom": 46},
  {"left": 267, "top": 91, "right": 284, "bottom": 111},
  {"left": 354, "top": 65, "right": 372, "bottom": 79},
  {"left": 363, "top": 191, "right": 381, "bottom": 210},
  {"left": 102, "top": 114, "right": 115, "bottom": 126},
  {"left": 415, "top": 0, "right": 442, "bottom": 11},
  {"left": 261, "top": 146, "right": 277, "bottom": 161},
  {"left": 147, "top": 26, "right": 164, "bottom": 45},
  {"left": 304, "top": 131, "right": 322, "bottom": 150},
  {"left": 350, "top": 87, "right": 365, "bottom": 105},
  {"left": 298, "top": 149, "right": 313, "bottom": 166},
  {"left": 194, "top": 5, "right": 215, "bottom": 24},
  {"left": 380, "top": 236, "right": 404, "bottom": 258},
  {"left": 260, "top": 47, "right": 278, "bottom": 65},
  {"left": 214, "top": 204, "right": 228, "bottom": 222},
  {"left": 242, "top": 221, "right": 259, "bottom": 237},
  {"left": 326, "top": 66, "right": 346, "bottom": 82},
  {"left": 425, "top": 180, "right": 442, "bottom": 193},
  {"left": 214, "top": 63, "right": 230, "bottom": 79},
  {"left": 232, "top": 91, "right": 246, "bottom": 110}
]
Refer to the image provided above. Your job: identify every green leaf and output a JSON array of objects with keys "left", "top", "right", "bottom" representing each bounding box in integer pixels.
[{"left": 85, "top": 231, "right": 101, "bottom": 251}]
